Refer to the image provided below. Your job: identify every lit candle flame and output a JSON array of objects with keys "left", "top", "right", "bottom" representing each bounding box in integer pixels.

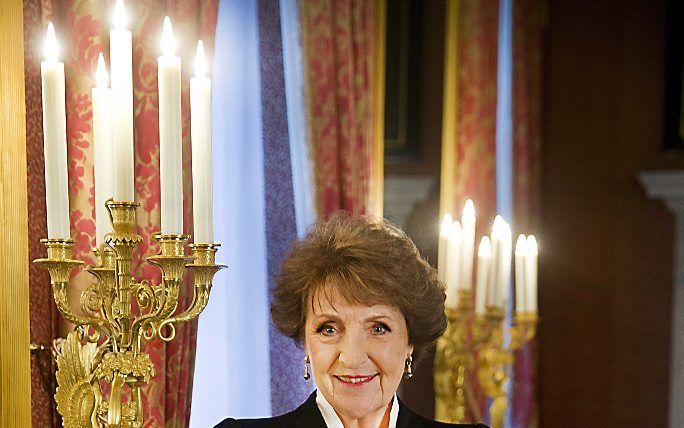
[
  {"left": 492, "top": 215, "right": 504, "bottom": 237},
  {"left": 96, "top": 53, "right": 108, "bottom": 88},
  {"left": 478, "top": 236, "right": 491, "bottom": 258},
  {"left": 440, "top": 214, "right": 452, "bottom": 237},
  {"left": 195, "top": 40, "right": 207, "bottom": 78},
  {"left": 114, "top": 0, "right": 127, "bottom": 30},
  {"left": 44, "top": 22, "right": 58, "bottom": 62},
  {"left": 463, "top": 199, "right": 475, "bottom": 218},
  {"left": 527, "top": 235, "right": 538, "bottom": 255},
  {"left": 162, "top": 16, "right": 176, "bottom": 57},
  {"left": 515, "top": 234, "right": 527, "bottom": 256}
]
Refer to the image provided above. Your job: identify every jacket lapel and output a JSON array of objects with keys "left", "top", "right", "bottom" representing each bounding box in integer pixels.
[
  {"left": 396, "top": 399, "right": 426, "bottom": 428},
  {"left": 288, "top": 391, "right": 327, "bottom": 427}
]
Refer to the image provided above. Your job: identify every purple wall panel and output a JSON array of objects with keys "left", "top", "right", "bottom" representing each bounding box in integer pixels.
[{"left": 258, "top": 0, "right": 314, "bottom": 415}]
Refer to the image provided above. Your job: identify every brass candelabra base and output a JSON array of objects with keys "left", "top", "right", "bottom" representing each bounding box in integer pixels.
[
  {"left": 474, "top": 309, "right": 538, "bottom": 428},
  {"left": 34, "top": 200, "right": 225, "bottom": 428},
  {"left": 434, "top": 291, "right": 538, "bottom": 428},
  {"left": 434, "top": 290, "right": 475, "bottom": 423}
]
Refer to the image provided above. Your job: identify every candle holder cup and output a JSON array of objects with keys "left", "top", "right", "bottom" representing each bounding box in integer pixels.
[{"left": 34, "top": 200, "right": 225, "bottom": 428}]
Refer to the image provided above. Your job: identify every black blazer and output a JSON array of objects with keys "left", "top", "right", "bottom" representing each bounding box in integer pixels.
[{"left": 214, "top": 392, "right": 488, "bottom": 428}]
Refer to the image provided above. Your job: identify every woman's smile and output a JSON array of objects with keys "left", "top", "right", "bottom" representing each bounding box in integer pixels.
[{"left": 334, "top": 373, "right": 379, "bottom": 386}]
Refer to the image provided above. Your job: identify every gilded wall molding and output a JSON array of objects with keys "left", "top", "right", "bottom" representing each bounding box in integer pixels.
[
  {"left": 373, "top": 0, "right": 387, "bottom": 217},
  {"left": 0, "top": 0, "right": 32, "bottom": 425},
  {"left": 439, "top": 0, "right": 459, "bottom": 218}
]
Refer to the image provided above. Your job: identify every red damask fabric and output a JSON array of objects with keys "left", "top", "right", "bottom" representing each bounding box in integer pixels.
[
  {"left": 455, "top": 2, "right": 501, "bottom": 421},
  {"left": 449, "top": 0, "right": 499, "bottom": 231},
  {"left": 299, "top": 0, "right": 380, "bottom": 217},
  {"left": 25, "top": 1, "right": 217, "bottom": 426}
]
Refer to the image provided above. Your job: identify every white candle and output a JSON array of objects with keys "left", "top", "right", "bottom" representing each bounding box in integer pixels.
[
  {"left": 110, "top": 0, "right": 134, "bottom": 201},
  {"left": 460, "top": 199, "right": 476, "bottom": 290},
  {"left": 93, "top": 53, "right": 114, "bottom": 246},
  {"left": 514, "top": 234, "right": 527, "bottom": 313},
  {"left": 499, "top": 221, "right": 512, "bottom": 306},
  {"left": 445, "top": 221, "right": 462, "bottom": 308},
  {"left": 191, "top": 40, "right": 213, "bottom": 243},
  {"left": 475, "top": 236, "right": 491, "bottom": 315},
  {"left": 41, "top": 23, "right": 70, "bottom": 239},
  {"left": 158, "top": 17, "right": 183, "bottom": 235},
  {"left": 437, "top": 214, "right": 452, "bottom": 283},
  {"left": 487, "top": 216, "right": 503, "bottom": 307},
  {"left": 525, "top": 235, "right": 538, "bottom": 312}
]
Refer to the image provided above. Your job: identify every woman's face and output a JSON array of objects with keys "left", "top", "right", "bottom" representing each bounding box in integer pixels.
[{"left": 304, "top": 288, "right": 413, "bottom": 422}]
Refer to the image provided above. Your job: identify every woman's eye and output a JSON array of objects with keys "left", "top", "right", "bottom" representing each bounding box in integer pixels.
[
  {"left": 371, "top": 324, "right": 390, "bottom": 335},
  {"left": 317, "top": 325, "right": 337, "bottom": 336}
]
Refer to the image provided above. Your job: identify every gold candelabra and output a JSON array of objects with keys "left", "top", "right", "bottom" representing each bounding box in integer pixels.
[
  {"left": 435, "top": 294, "right": 538, "bottom": 428},
  {"left": 434, "top": 290, "right": 474, "bottom": 423},
  {"left": 34, "top": 200, "right": 225, "bottom": 428},
  {"left": 474, "top": 309, "right": 537, "bottom": 428}
]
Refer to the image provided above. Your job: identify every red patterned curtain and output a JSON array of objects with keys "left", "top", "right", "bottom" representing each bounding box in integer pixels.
[
  {"left": 511, "top": 0, "right": 544, "bottom": 426},
  {"left": 440, "top": 0, "right": 543, "bottom": 425},
  {"left": 452, "top": 0, "right": 500, "bottom": 421},
  {"left": 298, "top": 0, "right": 381, "bottom": 217},
  {"left": 24, "top": 1, "right": 218, "bottom": 426},
  {"left": 446, "top": 0, "right": 499, "bottom": 230}
]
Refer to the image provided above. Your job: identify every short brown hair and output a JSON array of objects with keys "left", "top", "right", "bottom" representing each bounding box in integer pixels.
[{"left": 271, "top": 212, "right": 447, "bottom": 362}]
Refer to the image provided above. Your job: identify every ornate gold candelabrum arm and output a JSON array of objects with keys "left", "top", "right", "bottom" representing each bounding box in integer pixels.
[
  {"left": 34, "top": 200, "right": 225, "bottom": 428},
  {"left": 156, "top": 243, "right": 224, "bottom": 333},
  {"left": 474, "top": 308, "right": 538, "bottom": 428},
  {"left": 435, "top": 289, "right": 474, "bottom": 423}
]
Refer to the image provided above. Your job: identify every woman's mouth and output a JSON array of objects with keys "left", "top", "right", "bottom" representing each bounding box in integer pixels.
[{"left": 334, "top": 374, "right": 378, "bottom": 386}]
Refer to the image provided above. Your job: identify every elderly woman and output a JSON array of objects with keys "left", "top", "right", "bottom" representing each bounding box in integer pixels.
[{"left": 216, "top": 214, "right": 488, "bottom": 428}]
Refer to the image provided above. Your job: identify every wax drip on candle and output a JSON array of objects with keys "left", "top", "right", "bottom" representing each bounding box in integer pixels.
[
  {"left": 45, "top": 22, "right": 58, "bottom": 62},
  {"left": 162, "top": 17, "right": 176, "bottom": 57},
  {"left": 195, "top": 40, "right": 206, "bottom": 78},
  {"left": 114, "top": 0, "right": 127, "bottom": 30},
  {"left": 96, "top": 53, "right": 108, "bottom": 89}
]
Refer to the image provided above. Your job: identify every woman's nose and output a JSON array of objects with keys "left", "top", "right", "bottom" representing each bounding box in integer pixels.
[{"left": 338, "top": 330, "right": 369, "bottom": 369}]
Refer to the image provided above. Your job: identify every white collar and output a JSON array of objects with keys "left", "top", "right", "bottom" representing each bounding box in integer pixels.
[{"left": 315, "top": 389, "right": 399, "bottom": 428}]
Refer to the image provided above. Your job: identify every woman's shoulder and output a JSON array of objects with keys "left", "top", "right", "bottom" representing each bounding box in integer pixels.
[
  {"left": 214, "top": 394, "right": 488, "bottom": 428},
  {"left": 213, "top": 414, "right": 288, "bottom": 428},
  {"left": 397, "top": 399, "right": 488, "bottom": 428},
  {"left": 214, "top": 407, "right": 307, "bottom": 428},
  {"left": 214, "top": 392, "right": 325, "bottom": 428}
]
